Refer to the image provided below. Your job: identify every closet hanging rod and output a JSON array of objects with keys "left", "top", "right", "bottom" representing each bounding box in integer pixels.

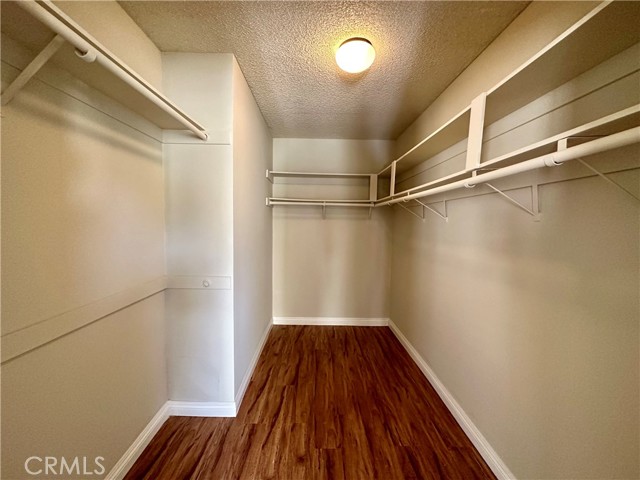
[
  {"left": 269, "top": 201, "right": 374, "bottom": 208},
  {"left": 17, "top": 0, "right": 208, "bottom": 141},
  {"left": 378, "top": 127, "right": 640, "bottom": 206}
]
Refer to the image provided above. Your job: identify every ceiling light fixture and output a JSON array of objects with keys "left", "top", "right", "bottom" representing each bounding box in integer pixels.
[{"left": 336, "top": 37, "right": 375, "bottom": 74}]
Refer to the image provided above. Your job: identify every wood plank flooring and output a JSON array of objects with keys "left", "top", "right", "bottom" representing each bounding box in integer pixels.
[{"left": 125, "top": 326, "right": 496, "bottom": 479}]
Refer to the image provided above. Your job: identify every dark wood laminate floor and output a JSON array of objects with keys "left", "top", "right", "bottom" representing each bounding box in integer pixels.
[{"left": 125, "top": 326, "right": 496, "bottom": 480}]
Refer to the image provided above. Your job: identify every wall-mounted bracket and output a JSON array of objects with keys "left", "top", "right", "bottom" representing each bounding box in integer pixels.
[
  {"left": 413, "top": 199, "right": 448, "bottom": 222},
  {"left": 1, "top": 34, "right": 65, "bottom": 106},
  {"left": 397, "top": 201, "right": 425, "bottom": 221},
  {"left": 397, "top": 198, "right": 448, "bottom": 222},
  {"left": 577, "top": 158, "right": 639, "bottom": 202},
  {"left": 558, "top": 135, "right": 605, "bottom": 151},
  {"left": 465, "top": 92, "right": 487, "bottom": 171},
  {"left": 486, "top": 183, "right": 541, "bottom": 221}
]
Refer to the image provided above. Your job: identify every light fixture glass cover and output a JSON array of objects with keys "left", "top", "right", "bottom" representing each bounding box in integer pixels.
[{"left": 336, "top": 38, "right": 375, "bottom": 73}]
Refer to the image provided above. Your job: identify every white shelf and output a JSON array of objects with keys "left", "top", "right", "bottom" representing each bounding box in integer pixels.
[
  {"left": 266, "top": 170, "right": 374, "bottom": 183},
  {"left": 1, "top": 1, "right": 207, "bottom": 138},
  {"left": 269, "top": 197, "right": 373, "bottom": 204},
  {"left": 393, "top": 170, "right": 473, "bottom": 198},
  {"left": 484, "top": 1, "right": 640, "bottom": 126},
  {"left": 267, "top": 169, "right": 379, "bottom": 204},
  {"left": 379, "top": 106, "right": 471, "bottom": 177},
  {"left": 372, "top": 2, "right": 640, "bottom": 208},
  {"left": 268, "top": 198, "right": 375, "bottom": 209},
  {"left": 380, "top": 105, "right": 640, "bottom": 205},
  {"left": 482, "top": 105, "right": 640, "bottom": 170}
]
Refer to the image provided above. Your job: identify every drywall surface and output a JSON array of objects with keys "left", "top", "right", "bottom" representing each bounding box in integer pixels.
[
  {"left": 161, "top": 53, "right": 233, "bottom": 144},
  {"left": 1, "top": 7, "right": 167, "bottom": 477},
  {"left": 164, "top": 143, "right": 235, "bottom": 402},
  {"left": 232, "top": 58, "right": 273, "bottom": 395},
  {"left": 391, "top": 166, "right": 639, "bottom": 479},
  {"left": 390, "top": 3, "right": 640, "bottom": 478},
  {"left": 1, "top": 73, "right": 165, "bottom": 337},
  {"left": 1, "top": 296, "right": 166, "bottom": 479},
  {"left": 396, "top": 1, "right": 599, "bottom": 158},
  {"left": 272, "top": 139, "right": 393, "bottom": 319},
  {"left": 163, "top": 53, "right": 236, "bottom": 402}
]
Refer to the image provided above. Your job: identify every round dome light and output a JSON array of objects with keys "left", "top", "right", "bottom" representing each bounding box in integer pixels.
[{"left": 336, "top": 38, "right": 375, "bottom": 73}]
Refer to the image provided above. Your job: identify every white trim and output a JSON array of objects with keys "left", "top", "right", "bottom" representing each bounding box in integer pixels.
[
  {"left": 2, "top": 273, "right": 238, "bottom": 363},
  {"left": 387, "top": 320, "right": 516, "bottom": 480},
  {"left": 167, "top": 401, "right": 236, "bottom": 417},
  {"left": 166, "top": 275, "right": 231, "bottom": 290},
  {"left": 272, "top": 317, "right": 389, "bottom": 327},
  {"left": 2, "top": 276, "right": 167, "bottom": 363},
  {"left": 106, "top": 399, "right": 237, "bottom": 479},
  {"left": 105, "top": 402, "right": 171, "bottom": 480},
  {"left": 234, "top": 321, "right": 273, "bottom": 412}
]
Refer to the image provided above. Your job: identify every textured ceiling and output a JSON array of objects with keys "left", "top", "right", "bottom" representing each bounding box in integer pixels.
[{"left": 119, "top": 1, "right": 529, "bottom": 139}]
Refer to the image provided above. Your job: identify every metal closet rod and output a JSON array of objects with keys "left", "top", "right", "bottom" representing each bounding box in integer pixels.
[
  {"left": 378, "top": 127, "right": 640, "bottom": 207},
  {"left": 17, "top": 0, "right": 208, "bottom": 141}
]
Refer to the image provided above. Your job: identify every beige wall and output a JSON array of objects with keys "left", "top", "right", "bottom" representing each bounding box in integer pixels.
[
  {"left": 272, "top": 139, "right": 393, "bottom": 319},
  {"left": 2, "top": 296, "right": 166, "bottom": 479},
  {"left": 1, "top": 2, "right": 167, "bottom": 477},
  {"left": 232, "top": 58, "right": 273, "bottom": 395},
  {"left": 390, "top": 2, "right": 640, "bottom": 478}
]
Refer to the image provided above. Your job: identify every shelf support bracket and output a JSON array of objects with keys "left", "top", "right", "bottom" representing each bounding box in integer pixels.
[
  {"left": 486, "top": 183, "right": 541, "bottom": 221},
  {"left": 465, "top": 92, "right": 487, "bottom": 171},
  {"left": 322, "top": 202, "right": 326, "bottom": 220},
  {"left": 1, "top": 34, "right": 66, "bottom": 106},
  {"left": 398, "top": 202, "right": 424, "bottom": 221},
  {"left": 577, "top": 158, "right": 640, "bottom": 202},
  {"left": 414, "top": 199, "right": 448, "bottom": 222}
]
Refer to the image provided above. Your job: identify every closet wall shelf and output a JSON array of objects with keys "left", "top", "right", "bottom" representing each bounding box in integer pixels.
[
  {"left": 267, "top": 170, "right": 379, "bottom": 203},
  {"left": 386, "top": 106, "right": 639, "bottom": 206},
  {"left": 268, "top": 197, "right": 374, "bottom": 205},
  {"left": 267, "top": 198, "right": 375, "bottom": 219},
  {"left": 386, "top": 170, "right": 473, "bottom": 202},
  {"left": 387, "top": 105, "right": 640, "bottom": 202},
  {"left": 266, "top": 170, "right": 375, "bottom": 182},
  {"left": 480, "top": 105, "right": 640, "bottom": 171},
  {"left": 2, "top": 0, "right": 207, "bottom": 140},
  {"left": 484, "top": 1, "right": 640, "bottom": 126},
  {"left": 379, "top": 106, "right": 471, "bottom": 177},
  {"left": 371, "top": 2, "right": 640, "bottom": 207},
  {"left": 268, "top": 200, "right": 374, "bottom": 207},
  {"left": 377, "top": 126, "right": 640, "bottom": 207}
]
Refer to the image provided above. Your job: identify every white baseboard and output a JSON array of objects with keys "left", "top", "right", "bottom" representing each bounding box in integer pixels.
[
  {"left": 273, "top": 317, "right": 389, "bottom": 326},
  {"left": 387, "top": 320, "right": 515, "bottom": 480},
  {"left": 234, "top": 321, "right": 273, "bottom": 412},
  {"left": 105, "top": 402, "right": 171, "bottom": 480},
  {"left": 106, "top": 398, "right": 238, "bottom": 479},
  {"left": 167, "top": 401, "right": 236, "bottom": 417}
]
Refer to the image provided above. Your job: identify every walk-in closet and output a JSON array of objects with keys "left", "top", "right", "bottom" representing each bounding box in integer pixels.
[{"left": 2, "top": 1, "right": 639, "bottom": 479}]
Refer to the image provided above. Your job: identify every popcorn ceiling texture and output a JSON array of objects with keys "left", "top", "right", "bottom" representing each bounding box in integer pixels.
[{"left": 119, "top": 1, "right": 529, "bottom": 139}]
